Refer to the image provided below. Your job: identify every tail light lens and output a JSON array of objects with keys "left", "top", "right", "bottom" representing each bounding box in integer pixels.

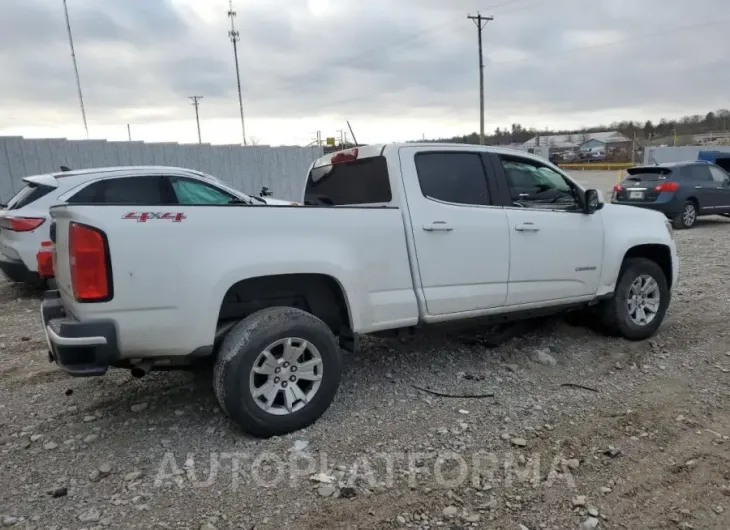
[
  {"left": 0, "top": 216, "right": 45, "bottom": 232},
  {"left": 613, "top": 184, "right": 623, "bottom": 192},
  {"left": 69, "top": 222, "right": 112, "bottom": 302},
  {"left": 36, "top": 240, "right": 54, "bottom": 278},
  {"left": 654, "top": 181, "right": 679, "bottom": 192}
]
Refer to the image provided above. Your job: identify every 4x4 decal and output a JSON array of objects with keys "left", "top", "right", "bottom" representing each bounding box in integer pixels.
[{"left": 122, "top": 212, "right": 186, "bottom": 223}]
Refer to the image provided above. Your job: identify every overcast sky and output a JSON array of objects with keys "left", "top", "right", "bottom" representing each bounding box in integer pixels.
[{"left": 0, "top": 0, "right": 727, "bottom": 145}]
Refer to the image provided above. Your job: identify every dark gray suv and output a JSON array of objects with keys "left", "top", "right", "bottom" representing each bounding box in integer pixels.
[{"left": 611, "top": 161, "right": 730, "bottom": 229}]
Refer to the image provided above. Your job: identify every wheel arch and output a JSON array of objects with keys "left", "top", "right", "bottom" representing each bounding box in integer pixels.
[
  {"left": 216, "top": 273, "right": 354, "bottom": 337},
  {"left": 684, "top": 195, "right": 700, "bottom": 210},
  {"left": 622, "top": 244, "right": 673, "bottom": 289}
]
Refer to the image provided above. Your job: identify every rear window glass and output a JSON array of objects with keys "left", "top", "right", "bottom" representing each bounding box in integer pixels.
[
  {"left": 5, "top": 184, "right": 54, "bottom": 210},
  {"left": 625, "top": 167, "right": 672, "bottom": 181},
  {"left": 305, "top": 156, "right": 392, "bottom": 205}
]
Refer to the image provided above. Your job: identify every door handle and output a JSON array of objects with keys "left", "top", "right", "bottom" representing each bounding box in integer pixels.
[
  {"left": 515, "top": 222, "right": 540, "bottom": 232},
  {"left": 422, "top": 221, "right": 453, "bottom": 232},
  {"left": 695, "top": 185, "right": 703, "bottom": 189}
]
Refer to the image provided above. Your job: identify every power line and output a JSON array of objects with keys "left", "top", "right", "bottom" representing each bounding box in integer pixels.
[
  {"left": 61, "top": 0, "right": 88, "bottom": 139},
  {"left": 242, "top": 0, "right": 542, "bottom": 97},
  {"left": 467, "top": 13, "right": 493, "bottom": 145},
  {"left": 303, "top": 17, "right": 728, "bottom": 115},
  {"left": 228, "top": 0, "right": 247, "bottom": 146},
  {"left": 489, "top": 17, "right": 727, "bottom": 66},
  {"left": 189, "top": 96, "right": 203, "bottom": 143}
]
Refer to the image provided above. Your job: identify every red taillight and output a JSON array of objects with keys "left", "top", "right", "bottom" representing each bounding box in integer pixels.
[
  {"left": 36, "top": 240, "right": 54, "bottom": 278},
  {"left": 69, "top": 222, "right": 111, "bottom": 302},
  {"left": 654, "top": 181, "right": 679, "bottom": 192},
  {"left": 0, "top": 216, "right": 45, "bottom": 232},
  {"left": 613, "top": 184, "right": 623, "bottom": 192},
  {"left": 331, "top": 148, "right": 359, "bottom": 164}
]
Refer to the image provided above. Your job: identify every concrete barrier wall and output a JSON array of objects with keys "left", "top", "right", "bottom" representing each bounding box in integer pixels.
[{"left": 0, "top": 136, "right": 323, "bottom": 203}]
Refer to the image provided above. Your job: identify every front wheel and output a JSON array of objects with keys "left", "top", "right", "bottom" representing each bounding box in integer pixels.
[
  {"left": 213, "top": 307, "right": 342, "bottom": 437},
  {"left": 601, "top": 258, "right": 670, "bottom": 341}
]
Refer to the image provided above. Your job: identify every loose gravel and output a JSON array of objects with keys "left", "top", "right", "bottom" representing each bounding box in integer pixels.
[{"left": 1, "top": 172, "right": 729, "bottom": 529}]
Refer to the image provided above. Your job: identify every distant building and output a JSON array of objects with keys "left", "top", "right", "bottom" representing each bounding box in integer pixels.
[
  {"left": 579, "top": 131, "right": 631, "bottom": 152},
  {"left": 522, "top": 131, "right": 631, "bottom": 152}
]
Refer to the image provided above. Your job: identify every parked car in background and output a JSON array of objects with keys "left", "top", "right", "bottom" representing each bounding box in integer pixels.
[
  {"left": 41, "top": 144, "right": 677, "bottom": 437},
  {"left": 611, "top": 161, "right": 730, "bottom": 229},
  {"left": 0, "top": 166, "right": 296, "bottom": 286}
]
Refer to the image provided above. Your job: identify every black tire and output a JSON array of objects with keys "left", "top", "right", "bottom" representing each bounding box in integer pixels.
[
  {"left": 672, "top": 200, "right": 697, "bottom": 229},
  {"left": 601, "top": 257, "right": 670, "bottom": 341},
  {"left": 213, "top": 306, "right": 342, "bottom": 438}
]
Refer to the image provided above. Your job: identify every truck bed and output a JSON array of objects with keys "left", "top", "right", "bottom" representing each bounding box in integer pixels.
[{"left": 49, "top": 204, "right": 419, "bottom": 358}]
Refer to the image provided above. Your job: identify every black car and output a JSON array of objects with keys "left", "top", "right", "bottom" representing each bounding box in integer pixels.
[{"left": 611, "top": 161, "right": 730, "bottom": 229}]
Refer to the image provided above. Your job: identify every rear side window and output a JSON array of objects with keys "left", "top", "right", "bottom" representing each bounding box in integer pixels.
[
  {"left": 415, "top": 152, "right": 491, "bottom": 206},
  {"left": 305, "top": 156, "right": 391, "bottom": 205},
  {"left": 169, "top": 177, "right": 236, "bottom": 205},
  {"left": 686, "top": 165, "right": 712, "bottom": 182},
  {"left": 68, "top": 176, "right": 174, "bottom": 204},
  {"left": 5, "top": 184, "right": 54, "bottom": 210}
]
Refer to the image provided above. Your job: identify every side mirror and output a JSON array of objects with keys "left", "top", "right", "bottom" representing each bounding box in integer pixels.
[
  {"left": 723, "top": 179, "right": 730, "bottom": 188},
  {"left": 584, "top": 189, "right": 604, "bottom": 214}
]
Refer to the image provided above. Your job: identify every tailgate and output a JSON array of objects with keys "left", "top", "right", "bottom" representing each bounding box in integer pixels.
[
  {"left": 48, "top": 208, "right": 75, "bottom": 306},
  {"left": 616, "top": 179, "right": 662, "bottom": 202}
]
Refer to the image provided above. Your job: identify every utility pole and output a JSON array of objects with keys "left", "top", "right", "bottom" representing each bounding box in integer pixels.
[
  {"left": 62, "top": 0, "right": 89, "bottom": 138},
  {"left": 631, "top": 132, "right": 636, "bottom": 164},
  {"left": 127, "top": 124, "right": 131, "bottom": 141},
  {"left": 467, "top": 12, "right": 493, "bottom": 145},
  {"left": 228, "top": 0, "right": 246, "bottom": 145},
  {"left": 189, "top": 96, "right": 203, "bottom": 144}
]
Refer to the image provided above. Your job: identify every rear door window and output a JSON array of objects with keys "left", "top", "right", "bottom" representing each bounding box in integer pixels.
[
  {"left": 168, "top": 177, "right": 237, "bottom": 205},
  {"left": 415, "top": 152, "right": 491, "bottom": 206},
  {"left": 5, "top": 184, "right": 54, "bottom": 210},
  {"left": 687, "top": 165, "right": 712, "bottom": 182},
  {"left": 67, "top": 176, "right": 175, "bottom": 204},
  {"left": 305, "top": 156, "right": 391, "bottom": 205}
]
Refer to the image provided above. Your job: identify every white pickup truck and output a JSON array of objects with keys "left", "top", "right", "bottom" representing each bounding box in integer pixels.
[{"left": 42, "top": 143, "right": 678, "bottom": 437}]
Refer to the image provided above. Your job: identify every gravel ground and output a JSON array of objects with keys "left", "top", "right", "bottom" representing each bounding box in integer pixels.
[{"left": 1, "top": 171, "right": 729, "bottom": 530}]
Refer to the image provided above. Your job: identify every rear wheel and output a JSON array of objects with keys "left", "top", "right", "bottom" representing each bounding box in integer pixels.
[
  {"left": 213, "top": 307, "right": 342, "bottom": 437},
  {"left": 672, "top": 200, "right": 697, "bottom": 229},
  {"left": 601, "top": 258, "right": 670, "bottom": 341}
]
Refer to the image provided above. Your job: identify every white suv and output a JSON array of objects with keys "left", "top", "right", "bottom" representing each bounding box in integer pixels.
[{"left": 0, "top": 166, "right": 296, "bottom": 286}]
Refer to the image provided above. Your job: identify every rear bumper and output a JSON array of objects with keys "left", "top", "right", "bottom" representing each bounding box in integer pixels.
[
  {"left": 610, "top": 199, "right": 683, "bottom": 218},
  {"left": 41, "top": 290, "right": 119, "bottom": 377},
  {"left": 0, "top": 256, "right": 41, "bottom": 284}
]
